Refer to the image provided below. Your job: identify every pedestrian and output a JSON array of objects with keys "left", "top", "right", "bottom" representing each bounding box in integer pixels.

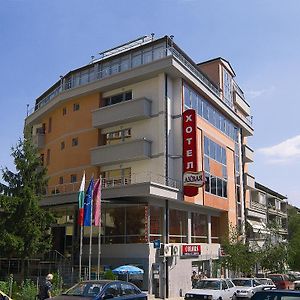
[
  {"left": 38, "top": 273, "right": 53, "bottom": 299},
  {"left": 191, "top": 271, "right": 199, "bottom": 288}
]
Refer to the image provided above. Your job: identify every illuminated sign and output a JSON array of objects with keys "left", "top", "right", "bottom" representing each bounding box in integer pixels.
[
  {"left": 181, "top": 244, "right": 201, "bottom": 256},
  {"left": 183, "top": 109, "right": 198, "bottom": 196}
]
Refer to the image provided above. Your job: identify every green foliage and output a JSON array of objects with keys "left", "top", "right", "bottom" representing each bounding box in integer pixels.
[
  {"left": 220, "top": 224, "right": 258, "bottom": 275},
  {"left": 51, "top": 272, "right": 63, "bottom": 296},
  {"left": 0, "top": 137, "right": 54, "bottom": 265},
  {"left": 259, "top": 243, "right": 288, "bottom": 273},
  {"left": 287, "top": 207, "right": 300, "bottom": 270},
  {"left": 15, "top": 279, "right": 37, "bottom": 300},
  {"left": 103, "top": 270, "right": 117, "bottom": 280},
  {"left": 0, "top": 280, "right": 10, "bottom": 295}
]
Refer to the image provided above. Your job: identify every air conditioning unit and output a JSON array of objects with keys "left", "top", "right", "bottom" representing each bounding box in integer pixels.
[{"left": 159, "top": 244, "right": 172, "bottom": 257}]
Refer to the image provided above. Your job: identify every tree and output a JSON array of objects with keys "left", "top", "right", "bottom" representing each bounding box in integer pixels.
[
  {"left": 0, "top": 136, "right": 54, "bottom": 277},
  {"left": 220, "top": 224, "right": 258, "bottom": 276},
  {"left": 287, "top": 206, "right": 300, "bottom": 270},
  {"left": 258, "top": 221, "right": 288, "bottom": 273}
]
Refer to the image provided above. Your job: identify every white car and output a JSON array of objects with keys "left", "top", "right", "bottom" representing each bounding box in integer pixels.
[
  {"left": 185, "top": 278, "right": 237, "bottom": 300},
  {"left": 256, "top": 278, "right": 276, "bottom": 290},
  {"left": 232, "top": 278, "right": 262, "bottom": 299}
]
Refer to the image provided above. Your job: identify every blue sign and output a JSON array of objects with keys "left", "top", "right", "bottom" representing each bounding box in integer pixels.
[{"left": 153, "top": 239, "right": 161, "bottom": 249}]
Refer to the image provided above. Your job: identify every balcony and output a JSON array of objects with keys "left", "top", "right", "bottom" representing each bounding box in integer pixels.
[
  {"left": 233, "top": 84, "right": 250, "bottom": 116},
  {"left": 243, "top": 145, "right": 254, "bottom": 163},
  {"left": 244, "top": 173, "right": 255, "bottom": 189},
  {"left": 250, "top": 200, "right": 267, "bottom": 212},
  {"left": 91, "top": 138, "right": 151, "bottom": 166},
  {"left": 32, "top": 133, "right": 45, "bottom": 149},
  {"left": 92, "top": 97, "right": 152, "bottom": 128}
]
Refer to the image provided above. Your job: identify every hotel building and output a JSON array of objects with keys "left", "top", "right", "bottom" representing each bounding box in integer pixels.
[{"left": 25, "top": 35, "right": 254, "bottom": 297}]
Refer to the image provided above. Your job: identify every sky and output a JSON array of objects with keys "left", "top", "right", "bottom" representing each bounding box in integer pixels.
[{"left": 0, "top": 0, "right": 300, "bottom": 207}]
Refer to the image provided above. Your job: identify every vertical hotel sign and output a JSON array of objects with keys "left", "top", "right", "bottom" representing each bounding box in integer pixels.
[{"left": 183, "top": 109, "right": 204, "bottom": 196}]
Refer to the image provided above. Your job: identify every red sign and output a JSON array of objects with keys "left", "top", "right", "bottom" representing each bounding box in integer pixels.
[
  {"left": 183, "top": 109, "right": 198, "bottom": 196},
  {"left": 182, "top": 244, "right": 201, "bottom": 256}
]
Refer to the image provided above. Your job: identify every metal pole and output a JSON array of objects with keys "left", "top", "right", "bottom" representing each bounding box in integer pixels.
[
  {"left": 88, "top": 192, "right": 93, "bottom": 280},
  {"left": 97, "top": 176, "right": 102, "bottom": 280},
  {"left": 79, "top": 225, "right": 83, "bottom": 281}
]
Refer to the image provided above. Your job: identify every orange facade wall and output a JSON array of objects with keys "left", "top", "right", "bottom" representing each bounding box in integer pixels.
[
  {"left": 184, "top": 108, "right": 238, "bottom": 226},
  {"left": 40, "top": 93, "right": 100, "bottom": 187}
]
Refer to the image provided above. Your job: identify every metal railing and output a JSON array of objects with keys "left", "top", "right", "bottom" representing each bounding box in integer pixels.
[
  {"left": 29, "top": 46, "right": 221, "bottom": 115},
  {"left": 46, "top": 172, "right": 181, "bottom": 196}
]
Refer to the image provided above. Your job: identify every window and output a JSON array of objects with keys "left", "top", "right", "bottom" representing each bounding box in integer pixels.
[
  {"left": 184, "top": 84, "right": 239, "bottom": 142},
  {"left": 121, "top": 283, "right": 138, "bottom": 295},
  {"left": 169, "top": 209, "right": 187, "bottom": 243},
  {"left": 62, "top": 107, "right": 67, "bottom": 115},
  {"left": 70, "top": 174, "right": 77, "bottom": 183},
  {"left": 48, "top": 117, "right": 52, "bottom": 133},
  {"left": 104, "top": 128, "right": 131, "bottom": 145},
  {"left": 59, "top": 176, "right": 63, "bottom": 184},
  {"left": 72, "top": 137, "right": 78, "bottom": 147},
  {"left": 191, "top": 213, "right": 208, "bottom": 243},
  {"left": 103, "top": 91, "right": 132, "bottom": 106},
  {"left": 46, "top": 149, "right": 50, "bottom": 165},
  {"left": 61, "top": 141, "right": 65, "bottom": 150},
  {"left": 104, "top": 283, "right": 120, "bottom": 298},
  {"left": 132, "top": 52, "right": 142, "bottom": 67},
  {"left": 73, "top": 103, "right": 80, "bottom": 111},
  {"left": 223, "top": 68, "right": 233, "bottom": 106}
]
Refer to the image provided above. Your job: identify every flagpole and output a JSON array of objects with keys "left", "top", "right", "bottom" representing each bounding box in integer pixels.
[
  {"left": 79, "top": 224, "right": 83, "bottom": 280},
  {"left": 88, "top": 185, "right": 93, "bottom": 280},
  {"left": 78, "top": 172, "right": 85, "bottom": 281},
  {"left": 97, "top": 176, "right": 102, "bottom": 279}
]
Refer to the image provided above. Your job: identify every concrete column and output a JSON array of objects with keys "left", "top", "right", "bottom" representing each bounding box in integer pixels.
[
  {"left": 188, "top": 211, "right": 192, "bottom": 243},
  {"left": 207, "top": 214, "right": 212, "bottom": 244}
]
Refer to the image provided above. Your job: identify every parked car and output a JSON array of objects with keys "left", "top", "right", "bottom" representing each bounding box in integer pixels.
[
  {"left": 51, "top": 280, "right": 147, "bottom": 300},
  {"left": 0, "top": 290, "right": 12, "bottom": 300},
  {"left": 268, "top": 274, "right": 294, "bottom": 290},
  {"left": 251, "top": 289, "right": 300, "bottom": 299},
  {"left": 255, "top": 278, "right": 276, "bottom": 290},
  {"left": 184, "top": 278, "right": 237, "bottom": 300},
  {"left": 232, "top": 278, "right": 262, "bottom": 299},
  {"left": 294, "top": 279, "right": 300, "bottom": 290}
]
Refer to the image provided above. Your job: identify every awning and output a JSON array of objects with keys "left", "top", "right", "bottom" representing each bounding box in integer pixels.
[{"left": 247, "top": 219, "right": 269, "bottom": 234}]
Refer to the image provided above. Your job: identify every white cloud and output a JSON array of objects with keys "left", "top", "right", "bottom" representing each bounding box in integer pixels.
[
  {"left": 257, "top": 135, "right": 300, "bottom": 164},
  {"left": 246, "top": 86, "right": 275, "bottom": 99}
]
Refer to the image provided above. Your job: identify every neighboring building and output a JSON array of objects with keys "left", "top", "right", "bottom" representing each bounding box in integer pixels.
[
  {"left": 247, "top": 182, "right": 288, "bottom": 251},
  {"left": 24, "top": 35, "right": 254, "bottom": 297}
]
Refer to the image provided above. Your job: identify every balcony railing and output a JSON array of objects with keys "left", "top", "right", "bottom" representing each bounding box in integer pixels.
[
  {"left": 46, "top": 172, "right": 181, "bottom": 196},
  {"left": 29, "top": 46, "right": 222, "bottom": 115},
  {"left": 250, "top": 201, "right": 267, "bottom": 211}
]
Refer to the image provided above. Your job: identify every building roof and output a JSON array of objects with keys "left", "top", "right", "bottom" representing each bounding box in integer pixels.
[
  {"left": 197, "top": 57, "right": 236, "bottom": 77},
  {"left": 255, "top": 182, "right": 287, "bottom": 200}
]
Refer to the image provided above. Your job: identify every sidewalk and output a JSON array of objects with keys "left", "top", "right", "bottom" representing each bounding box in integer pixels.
[{"left": 148, "top": 294, "right": 184, "bottom": 300}]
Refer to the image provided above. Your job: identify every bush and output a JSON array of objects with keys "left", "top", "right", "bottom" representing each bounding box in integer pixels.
[
  {"left": 103, "top": 270, "right": 117, "bottom": 280},
  {"left": 15, "top": 279, "right": 37, "bottom": 300}
]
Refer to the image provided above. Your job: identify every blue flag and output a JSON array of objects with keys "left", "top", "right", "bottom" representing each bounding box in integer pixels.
[{"left": 83, "top": 178, "right": 94, "bottom": 226}]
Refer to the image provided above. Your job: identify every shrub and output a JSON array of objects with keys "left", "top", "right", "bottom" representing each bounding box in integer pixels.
[{"left": 103, "top": 270, "right": 117, "bottom": 280}]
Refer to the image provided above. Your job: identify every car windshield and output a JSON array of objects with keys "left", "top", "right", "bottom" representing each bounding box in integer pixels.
[
  {"left": 232, "top": 279, "right": 252, "bottom": 287},
  {"left": 194, "top": 280, "right": 221, "bottom": 290},
  {"left": 64, "top": 282, "right": 104, "bottom": 296},
  {"left": 269, "top": 275, "right": 282, "bottom": 282}
]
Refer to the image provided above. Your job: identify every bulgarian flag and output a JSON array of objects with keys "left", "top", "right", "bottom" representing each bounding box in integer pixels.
[{"left": 78, "top": 172, "right": 86, "bottom": 226}]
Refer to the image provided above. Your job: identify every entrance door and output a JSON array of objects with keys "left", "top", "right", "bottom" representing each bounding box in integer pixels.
[{"left": 52, "top": 226, "right": 65, "bottom": 254}]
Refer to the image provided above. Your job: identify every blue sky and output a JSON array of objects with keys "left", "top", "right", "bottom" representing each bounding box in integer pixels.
[{"left": 1, "top": 0, "right": 299, "bottom": 206}]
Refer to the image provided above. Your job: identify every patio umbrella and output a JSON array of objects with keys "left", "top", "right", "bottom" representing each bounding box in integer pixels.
[{"left": 112, "top": 265, "right": 144, "bottom": 282}]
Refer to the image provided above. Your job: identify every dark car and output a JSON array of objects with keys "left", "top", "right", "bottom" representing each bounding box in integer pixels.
[
  {"left": 52, "top": 280, "right": 147, "bottom": 300},
  {"left": 251, "top": 289, "right": 300, "bottom": 299}
]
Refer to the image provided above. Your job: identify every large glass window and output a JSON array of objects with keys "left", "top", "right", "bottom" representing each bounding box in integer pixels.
[
  {"left": 183, "top": 84, "right": 238, "bottom": 142},
  {"left": 150, "top": 206, "right": 163, "bottom": 242},
  {"left": 223, "top": 68, "right": 233, "bottom": 106},
  {"left": 203, "top": 136, "right": 227, "bottom": 198},
  {"left": 169, "top": 209, "right": 187, "bottom": 243},
  {"left": 103, "top": 91, "right": 132, "bottom": 107},
  {"left": 191, "top": 213, "right": 208, "bottom": 243},
  {"left": 211, "top": 216, "right": 220, "bottom": 243}
]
